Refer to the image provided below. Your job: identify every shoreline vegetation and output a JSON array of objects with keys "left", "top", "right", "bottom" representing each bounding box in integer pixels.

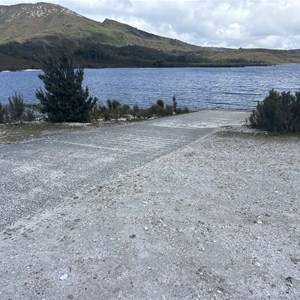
[
  {"left": 0, "top": 55, "right": 190, "bottom": 129},
  {"left": 1, "top": 55, "right": 299, "bottom": 136},
  {"left": 0, "top": 97, "right": 190, "bottom": 144},
  {"left": 1, "top": 107, "right": 299, "bottom": 146},
  {"left": 0, "top": 96, "right": 190, "bottom": 123}
]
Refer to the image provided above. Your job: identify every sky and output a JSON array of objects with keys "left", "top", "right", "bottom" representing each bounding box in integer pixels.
[{"left": 2, "top": 0, "right": 300, "bottom": 49}]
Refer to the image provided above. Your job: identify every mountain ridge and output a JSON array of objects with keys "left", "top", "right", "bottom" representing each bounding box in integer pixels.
[
  {"left": 0, "top": 2, "right": 201, "bottom": 51},
  {"left": 0, "top": 2, "right": 80, "bottom": 21},
  {"left": 1, "top": 2, "right": 300, "bottom": 70}
]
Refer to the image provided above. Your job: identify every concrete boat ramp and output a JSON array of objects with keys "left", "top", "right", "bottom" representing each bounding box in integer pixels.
[{"left": 0, "top": 110, "right": 248, "bottom": 231}]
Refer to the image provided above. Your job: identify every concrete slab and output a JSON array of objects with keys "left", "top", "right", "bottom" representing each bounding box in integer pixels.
[{"left": 0, "top": 110, "right": 249, "bottom": 230}]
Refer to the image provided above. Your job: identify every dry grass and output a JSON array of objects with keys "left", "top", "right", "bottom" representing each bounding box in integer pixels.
[{"left": 0, "top": 122, "right": 90, "bottom": 144}]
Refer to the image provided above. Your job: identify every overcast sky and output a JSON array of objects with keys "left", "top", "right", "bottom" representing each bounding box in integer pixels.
[{"left": 2, "top": 0, "right": 300, "bottom": 49}]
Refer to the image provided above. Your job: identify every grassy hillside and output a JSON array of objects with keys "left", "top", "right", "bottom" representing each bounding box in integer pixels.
[{"left": 1, "top": 2, "right": 300, "bottom": 70}]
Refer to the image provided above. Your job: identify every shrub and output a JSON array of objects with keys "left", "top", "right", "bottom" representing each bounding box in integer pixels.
[
  {"left": 172, "top": 95, "right": 177, "bottom": 113},
  {"left": 102, "top": 109, "right": 111, "bottom": 121},
  {"left": 163, "top": 104, "right": 174, "bottom": 116},
  {"left": 0, "top": 102, "right": 5, "bottom": 123},
  {"left": 156, "top": 99, "right": 165, "bottom": 116},
  {"left": 89, "top": 104, "right": 101, "bottom": 122},
  {"left": 148, "top": 104, "right": 158, "bottom": 116},
  {"left": 122, "top": 104, "right": 130, "bottom": 115},
  {"left": 8, "top": 93, "right": 25, "bottom": 123},
  {"left": 23, "top": 109, "right": 35, "bottom": 122},
  {"left": 106, "top": 99, "right": 121, "bottom": 120},
  {"left": 249, "top": 89, "right": 300, "bottom": 132},
  {"left": 131, "top": 104, "right": 140, "bottom": 119},
  {"left": 0, "top": 99, "right": 37, "bottom": 124},
  {"left": 156, "top": 99, "right": 164, "bottom": 109},
  {"left": 176, "top": 106, "right": 190, "bottom": 114},
  {"left": 2, "top": 105, "right": 9, "bottom": 123},
  {"left": 107, "top": 99, "right": 121, "bottom": 111},
  {"left": 36, "top": 55, "right": 98, "bottom": 123},
  {"left": 292, "top": 92, "right": 300, "bottom": 131},
  {"left": 88, "top": 98, "right": 190, "bottom": 122}
]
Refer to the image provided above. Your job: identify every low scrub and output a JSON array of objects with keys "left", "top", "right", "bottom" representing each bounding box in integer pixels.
[
  {"left": 249, "top": 89, "right": 300, "bottom": 133},
  {"left": 0, "top": 93, "right": 35, "bottom": 124},
  {"left": 1, "top": 95, "right": 190, "bottom": 125},
  {"left": 90, "top": 98, "right": 189, "bottom": 122},
  {"left": 0, "top": 102, "right": 6, "bottom": 123}
]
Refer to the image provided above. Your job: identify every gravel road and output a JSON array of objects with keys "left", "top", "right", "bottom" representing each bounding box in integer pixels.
[{"left": 1, "top": 110, "right": 299, "bottom": 300}]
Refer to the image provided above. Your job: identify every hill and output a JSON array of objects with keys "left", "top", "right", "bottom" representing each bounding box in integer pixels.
[{"left": 1, "top": 2, "right": 300, "bottom": 70}]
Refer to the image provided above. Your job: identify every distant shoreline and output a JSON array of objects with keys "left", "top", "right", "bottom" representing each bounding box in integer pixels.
[{"left": 0, "top": 63, "right": 277, "bottom": 73}]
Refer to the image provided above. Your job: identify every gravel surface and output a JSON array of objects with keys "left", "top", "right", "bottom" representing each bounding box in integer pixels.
[{"left": 1, "top": 110, "right": 299, "bottom": 299}]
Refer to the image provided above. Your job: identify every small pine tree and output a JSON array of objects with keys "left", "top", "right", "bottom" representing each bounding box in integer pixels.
[{"left": 36, "top": 55, "right": 97, "bottom": 123}]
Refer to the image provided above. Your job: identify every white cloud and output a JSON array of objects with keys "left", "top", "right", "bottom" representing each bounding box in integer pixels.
[{"left": 1, "top": 0, "right": 300, "bottom": 49}]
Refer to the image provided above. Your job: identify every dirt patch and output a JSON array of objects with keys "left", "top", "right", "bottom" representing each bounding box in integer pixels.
[
  {"left": 0, "top": 120, "right": 130, "bottom": 144},
  {"left": 0, "top": 127, "right": 299, "bottom": 299},
  {"left": 0, "top": 123, "right": 88, "bottom": 144}
]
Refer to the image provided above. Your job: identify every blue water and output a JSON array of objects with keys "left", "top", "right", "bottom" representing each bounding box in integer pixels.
[{"left": 1, "top": 65, "right": 300, "bottom": 109}]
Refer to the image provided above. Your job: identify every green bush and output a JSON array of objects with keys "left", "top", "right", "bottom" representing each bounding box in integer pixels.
[
  {"left": 0, "top": 102, "right": 5, "bottom": 123},
  {"left": 249, "top": 89, "right": 300, "bottom": 133},
  {"left": 176, "top": 106, "right": 190, "bottom": 114},
  {"left": 148, "top": 104, "right": 158, "bottom": 116},
  {"left": 163, "top": 104, "right": 174, "bottom": 116},
  {"left": 131, "top": 104, "right": 140, "bottom": 119},
  {"left": 156, "top": 99, "right": 165, "bottom": 116},
  {"left": 88, "top": 98, "right": 190, "bottom": 122},
  {"left": 89, "top": 105, "right": 101, "bottom": 123},
  {"left": 8, "top": 93, "right": 25, "bottom": 123},
  {"left": 106, "top": 99, "right": 121, "bottom": 120},
  {"left": 122, "top": 104, "right": 130, "bottom": 115},
  {"left": 0, "top": 99, "right": 37, "bottom": 124},
  {"left": 23, "top": 109, "right": 35, "bottom": 122},
  {"left": 3, "top": 105, "right": 9, "bottom": 123},
  {"left": 156, "top": 99, "right": 164, "bottom": 109},
  {"left": 172, "top": 95, "right": 177, "bottom": 113}
]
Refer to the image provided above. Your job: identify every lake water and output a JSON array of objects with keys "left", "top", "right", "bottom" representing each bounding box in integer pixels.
[{"left": 1, "top": 65, "right": 300, "bottom": 110}]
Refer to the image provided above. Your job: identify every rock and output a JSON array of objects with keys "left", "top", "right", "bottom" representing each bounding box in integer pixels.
[
  {"left": 59, "top": 273, "right": 68, "bottom": 280},
  {"left": 129, "top": 234, "right": 136, "bottom": 239},
  {"left": 252, "top": 260, "right": 261, "bottom": 267},
  {"left": 291, "top": 258, "right": 300, "bottom": 265},
  {"left": 254, "top": 216, "right": 263, "bottom": 224},
  {"left": 285, "top": 276, "right": 293, "bottom": 287}
]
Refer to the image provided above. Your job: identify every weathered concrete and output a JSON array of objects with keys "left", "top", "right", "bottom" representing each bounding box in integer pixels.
[{"left": 0, "top": 110, "right": 248, "bottom": 230}]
